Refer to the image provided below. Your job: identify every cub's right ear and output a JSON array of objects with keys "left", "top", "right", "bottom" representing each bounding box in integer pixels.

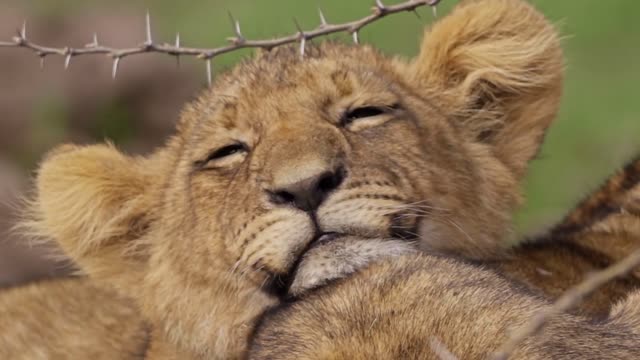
[
  {"left": 27, "top": 144, "right": 155, "bottom": 292},
  {"left": 409, "top": 0, "right": 564, "bottom": 179}
]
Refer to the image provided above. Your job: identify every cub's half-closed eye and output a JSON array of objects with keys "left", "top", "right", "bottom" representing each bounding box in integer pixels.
[
  {"left": 340, "top": 104, "right": 401, "bottom": 130},
  {"left": 195, "top": 143, "right": 248, "bottom": 169}
]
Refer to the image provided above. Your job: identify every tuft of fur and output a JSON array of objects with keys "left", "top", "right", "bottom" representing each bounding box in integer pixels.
[
  {"left": 412, "top": 0, "right": 564, "bottom": 178},
  {"left": 20, "top": 144, "right": 157, "bottom": 293}
]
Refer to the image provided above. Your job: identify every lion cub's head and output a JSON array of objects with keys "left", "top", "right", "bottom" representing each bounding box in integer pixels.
[{"left": 27, "top": 0, "right": 562, "bottom": 355}]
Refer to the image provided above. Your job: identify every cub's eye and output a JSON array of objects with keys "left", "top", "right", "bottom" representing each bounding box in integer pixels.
[
  {"left": 346, "top": 106, "right": 385, "bottom": 120},
  {"left": 209, "top": 144, "right": 245, "bottom": 160},
  {"left": 195, "top": 143, "right": 247, "bottom": 168},
  {"left": 340, "top": 104, "right": 400, "bottom": 128}
]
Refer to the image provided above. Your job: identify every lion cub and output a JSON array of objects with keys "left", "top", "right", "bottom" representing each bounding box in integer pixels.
[{"left": 2, "top": 0, "right": 639, "bottom": 359}]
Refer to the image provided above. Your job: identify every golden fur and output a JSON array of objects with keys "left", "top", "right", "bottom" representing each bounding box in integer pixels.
[
  {"left": 1, "top": 0, "right": 639, "bottom": 358},
  {"left": 0, "top": 278, "right": 147, "bottom": 359},
  {"left": 251, "top": 254, "right": 640, "bottom": 359}
]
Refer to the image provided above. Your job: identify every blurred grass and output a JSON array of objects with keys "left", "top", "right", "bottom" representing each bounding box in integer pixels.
[{"left": 20, "top": 0, "right": 640, "bottom": 233}]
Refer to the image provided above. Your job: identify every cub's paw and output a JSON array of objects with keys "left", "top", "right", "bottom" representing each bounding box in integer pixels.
[{"left": 289, "top": 235, "right": 417, "bottom": 296}]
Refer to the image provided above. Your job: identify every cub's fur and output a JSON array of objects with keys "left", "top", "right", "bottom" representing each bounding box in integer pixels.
[
  {"left": 495, "top": 156, "right": 640, "bottom": 316},
  {"left": 251, "top": 254, "right": 640, "bottom": 359},
  {"left": 0, "top": 278, "right": 147, "bottom": 359},
  {"left": 1, "top": 0, "right": 639, "bottom": 359}
]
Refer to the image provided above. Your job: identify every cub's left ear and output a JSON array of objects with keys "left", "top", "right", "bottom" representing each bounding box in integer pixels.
[
  {"left": 26, "top": 144, "right": 157, "bottom": 293},
  {"left": 410, "top": 0, "right": 564, "bottom": 178}
]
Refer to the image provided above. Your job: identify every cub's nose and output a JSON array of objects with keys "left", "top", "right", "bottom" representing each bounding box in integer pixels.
[{"left": 269, "top": 166, "right": 345, "bottom": 212}]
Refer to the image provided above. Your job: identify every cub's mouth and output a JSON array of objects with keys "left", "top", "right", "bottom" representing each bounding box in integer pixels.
[{"left": 265, "top": 231, "right": 418, "bottom": 298}]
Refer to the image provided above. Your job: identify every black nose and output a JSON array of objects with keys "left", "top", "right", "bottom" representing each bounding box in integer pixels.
[{"left": 269, "top": 166, "right": 345, "bottom": 212}]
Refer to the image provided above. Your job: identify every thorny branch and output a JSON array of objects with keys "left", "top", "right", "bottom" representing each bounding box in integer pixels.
[
  {"left": 491, "top": 248, "right": 640, "bottom": 360},
  {"left": 0, "top": 0, "right": 441, "bottom": 86}
]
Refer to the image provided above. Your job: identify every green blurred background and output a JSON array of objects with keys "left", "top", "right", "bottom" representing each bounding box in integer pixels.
[{"left": 0, "top": 0, "right": 638, "bottom": 285}]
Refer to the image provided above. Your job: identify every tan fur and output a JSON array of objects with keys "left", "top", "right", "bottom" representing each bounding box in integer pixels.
[
  {"left": 2, "top": 0, "right": 639, "bottom": 358},
  {"left": 494, "top": 156, "right": 640, "bottom": 316},
  {"left": 0, "top": 278, "right": 147, "bottom": 359},
  {"left": 251, "top": 253, "right": 640, "bottom": 359}
]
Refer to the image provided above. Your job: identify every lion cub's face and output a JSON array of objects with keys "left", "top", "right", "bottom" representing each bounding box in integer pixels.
[
  {"left": 160, "top": 29, "right": 561, "bottom": 295},
  {"left": 170, "top": 47, "right": 439, "bottom": 294}
]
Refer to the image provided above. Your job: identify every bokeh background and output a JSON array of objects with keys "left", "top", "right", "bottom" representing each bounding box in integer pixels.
[{"left": 1, "top": 0, "right": 638, "bottom": 287}]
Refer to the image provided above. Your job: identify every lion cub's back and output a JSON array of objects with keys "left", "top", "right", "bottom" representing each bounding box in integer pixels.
[
  {"left": 0, "top": 277, "right": 147, "bottom": 360},
  {"left": 250, "top": 255, "right": 544, "bottom": 359}
]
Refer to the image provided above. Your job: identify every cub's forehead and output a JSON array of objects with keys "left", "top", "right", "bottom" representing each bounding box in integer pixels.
[{"left": 179, "top": 43, "right": 399, "bottom": 136}]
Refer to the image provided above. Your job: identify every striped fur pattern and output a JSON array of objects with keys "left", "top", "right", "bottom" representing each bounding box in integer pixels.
[{"left": 497, "top": 156, "right": 640, "bottom": 316}]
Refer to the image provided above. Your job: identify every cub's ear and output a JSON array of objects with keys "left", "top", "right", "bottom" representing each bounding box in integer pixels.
[
  {"left": 27, "top": 144, "right": 155, "bottom": 292},
  {"left": 410, "top": 0, "right": 564, "bottom": 178}
]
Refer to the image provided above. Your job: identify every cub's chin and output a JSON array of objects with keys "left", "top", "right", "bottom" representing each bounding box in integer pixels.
[{"left": 288, "top": 235, "right": 417, "bottom": 297}]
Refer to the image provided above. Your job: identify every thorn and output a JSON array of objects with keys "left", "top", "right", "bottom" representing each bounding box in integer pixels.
[
  {"left": 20, "top": 20, "right": 26, "bottom": 39},
  {"left": 175, "top": 32, "right": 181, "bottom": 68},
  {"left": 112, "top": 56, "right": 120, "bottom": 79},
  {"left": 205, "top": 58, "right": 212, "bottom": 87},
  {"left": 228, "top": 11, "right": 243, "bottom": 41},
  {"left": 145, "top": 10, "right": 153, "bottom": 45},
  {"left": 39, "top": 55, "right": 45, "bottom": 70},
  {"left": 425, "top": 0, "right": 440, "bottom": 17},
  {"left": 64, "top": 51, "right": 72, "bottom": 70},
  {"left": 293, "top": 18, "right": 304, "bottom": 34},
  {"left": 318, "top": 8, "right": 328, "bottom": 27},
  {"left": 299, "top": 37, "right": 306, "bottom": 59},
  {"left": 294, "top": 18, "right": 306, "bottom": 58},
  {"left": 375, "top": 0, "right": 386, "bottom": 11},
  {"left": 352, "top": 31, "right": 359, "bottom": 44},
  {"left": 86, "top": 32, "right": 99, "bottom": 48}
]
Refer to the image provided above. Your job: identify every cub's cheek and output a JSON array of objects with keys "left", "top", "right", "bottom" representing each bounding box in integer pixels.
[
  {"left": 263, "top": 216, "right": 316, "bottom": 274},
  {"left": 288, "top": 237, "right": 417, "bottom": 296},
  {"left": 240, "top": 212, "right": 316, "bottom": 276},
  {"left": 317, "top": 200, "right": 395, "bottom": 237}
]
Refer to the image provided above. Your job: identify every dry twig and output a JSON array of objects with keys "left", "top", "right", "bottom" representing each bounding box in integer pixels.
[
  {"left": 0, "top": 0, "right": 441, "bottom": 86},
  {"left": 491, "top": 248, "right": 640, "bottom": 360}
]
